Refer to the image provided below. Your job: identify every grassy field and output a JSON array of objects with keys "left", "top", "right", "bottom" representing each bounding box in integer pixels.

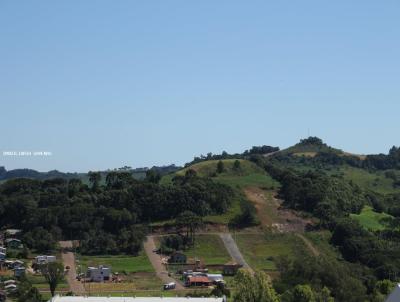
[
  {"left": 83, "top": 272, "right": 162, "bottom": 292},
  {"left": 338, "top": 166, "right": 399, "bottom": 194},
  {"left": 78, "top": 251, "right": 154, "bottom": 274},
  {"left": 184, "top": 234, "right": 232, "bottom": 265},
  {"left": 162, "top": 159, "right": 279, "bottom": 189},
  {"left": 161, "top": 159, "right": 279, "bottom": 225},
  {"left": 350, "top": 206, "right": 393, "bottom": 231},
  {"left": 235, "top": 232, "right": 308, "bottom": 271},
  {"left": 155, "top": 234, "right": 231, "bottom": 265}
]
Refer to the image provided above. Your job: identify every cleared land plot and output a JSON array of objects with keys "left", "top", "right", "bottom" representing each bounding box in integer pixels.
[
  {"left": 235, "top": 233, "right": 308, "bottom": 271},
  {"left": 350, "top": 206, "right": 393, "bottom": 231},
  {"left": 155, "top": 234, "right": 232, "bottom": 265},
  {"left": 83, "top": 272, "right": 162, "bottom": 292},
  {"left": 79, "top": 252, "right": 154, "bottom": 274}
]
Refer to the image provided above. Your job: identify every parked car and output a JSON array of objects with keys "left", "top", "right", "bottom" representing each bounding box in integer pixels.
[{"left": 163, "top": 282, "right": 176, "bottom": 290}]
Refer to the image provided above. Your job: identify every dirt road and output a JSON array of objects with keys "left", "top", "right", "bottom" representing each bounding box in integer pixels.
[
  {"left": 59, "top": 241, "right": 86, "bottom": 295},
  {"left": 143, "top": 236, "right": 184, "bottom": 290},
  {"left": 219, "top": 233, "right": 253, "bottom": 273}
]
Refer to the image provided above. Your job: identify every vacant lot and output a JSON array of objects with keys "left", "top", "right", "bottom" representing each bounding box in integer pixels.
[
  {"left": 79, "top": 251, "right": 154, "bottom": 274},
  {"left": 235, "top": 232, "right": 308, "bottom": 271},
  {"left": 350, "top": 206, "right": 393, "bottom": 231},
  {"left": 155, "top": 234, "right": 231, "bottom": 265},
  {"left": 83, "top": 272, "right": 162, "bottom": 292}
]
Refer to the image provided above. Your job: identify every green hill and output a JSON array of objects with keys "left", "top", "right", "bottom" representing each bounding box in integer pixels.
[{"left": 162, "top": 159, "right": 279, "bottom": 189}]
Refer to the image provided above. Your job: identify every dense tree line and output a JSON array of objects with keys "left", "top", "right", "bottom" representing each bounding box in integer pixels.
[
  {"left": 0, "top": 170, "right": 233, "bottom": 255},
  {"left": 265, "top": 165, "right": 365, "bottom": 227}
]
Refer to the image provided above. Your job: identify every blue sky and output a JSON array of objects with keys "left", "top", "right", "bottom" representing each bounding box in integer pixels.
[{"left": 1, "top": 1, "right": 399, "bottom": 172}]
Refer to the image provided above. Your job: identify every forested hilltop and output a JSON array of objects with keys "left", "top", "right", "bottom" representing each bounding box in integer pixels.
[{"left": 2, "top": 137, "right": 400, "bottom": 302}]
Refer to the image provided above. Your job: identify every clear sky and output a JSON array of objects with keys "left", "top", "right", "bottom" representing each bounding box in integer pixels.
[{"left": 1, "top": 1, "right": 399, "bottom": 172}]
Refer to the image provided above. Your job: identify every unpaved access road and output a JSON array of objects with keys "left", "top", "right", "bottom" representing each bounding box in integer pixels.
[
  {"left": 219, "top": 233, "right": 253, "bottom": 273},
  {"left": 59, "top": 241, "right": 86, "bottom": 295},
  {"left": 143, "top": 236, "right": 185, "bottom": 290}
]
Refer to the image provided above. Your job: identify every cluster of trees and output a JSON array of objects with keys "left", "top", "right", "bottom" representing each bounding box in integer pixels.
[
  {"left": 184, "top": 145, "right": 279, "bottom": 167},
  {"left": 331, "top": 218, "right": 400, "bottom": 281},
  {"left": 364, "top": 147, "right": 400, "bottom": 170},
  {"left": 243, "top": 145, "right": 280, "bottom": 156},
  {"left": 0, "top": 170, "right": 233, "bottom": 255},
  {"left": 274, "top": 252, "right": 396, "bottom": 302},
  {"left": 265, "top": 165, "right": 365, "bottom": 227}
]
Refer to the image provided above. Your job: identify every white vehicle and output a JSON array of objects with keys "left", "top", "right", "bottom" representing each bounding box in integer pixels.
[{"left": 163, "top": 282, "right": 176, "bottom": 290}]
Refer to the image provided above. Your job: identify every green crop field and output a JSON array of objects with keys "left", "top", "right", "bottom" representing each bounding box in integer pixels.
[
  {"left": 78, "top": 251, "right": 154, "bottom": 274},
  {"left": 350, "top": 206, "right": 393, "bottom": 231},
  {"left": 235, "top": 232, "right": 308, "bottom": 271}
]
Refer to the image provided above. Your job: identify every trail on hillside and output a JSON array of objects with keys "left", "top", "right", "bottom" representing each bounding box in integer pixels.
[
  {"left": 244, "top": 187, "right": 320, "bottom": 256},
  {"left": 219, "top": 233, "right": 253, "bottom": 273}
]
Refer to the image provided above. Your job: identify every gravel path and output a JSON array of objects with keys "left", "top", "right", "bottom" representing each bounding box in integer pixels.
[
  {"left": 219, "top": 233, "right": 253, "bottom": 272},
  {"left": 143, "top": 236, "right": 185, "bottom": 290},
  {"left": 59, "top": 241, "right": 86, "bottom": 295}
]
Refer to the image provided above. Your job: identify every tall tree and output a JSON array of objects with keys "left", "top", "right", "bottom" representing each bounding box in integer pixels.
[
  {"left": 217, "top": 160, "right": 225, "bottom": 174},
  {"left": 88, "top": 171, "right": 101, "bottom": 191},
  {"left": 175, "top": 211, "right": 203, "bottom": 244},
  {"left": 233, "top": 269, "right": 279, "bottom": 302},
  {"left": 41, "top": 262, "right": 65, "bottom": 297}
]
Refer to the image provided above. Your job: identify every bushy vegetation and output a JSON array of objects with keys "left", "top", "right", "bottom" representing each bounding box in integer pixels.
[{"left": 0, "top": 170, "right": 233, "bottom": 255}]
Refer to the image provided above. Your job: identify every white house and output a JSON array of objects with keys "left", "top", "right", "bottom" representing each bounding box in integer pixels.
[
  {"left": 35, "top": 255, "right": 56, "bottom": 264},
  {"left": 87, "top": 265, "right": 111, "bottom": 282},
  {"left": 48, "top": 296, "right": 225, "bottom": 302}
]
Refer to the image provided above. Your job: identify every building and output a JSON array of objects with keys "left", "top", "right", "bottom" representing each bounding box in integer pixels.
[
  {"left": 206, "top": 274, "right": 224, "bottom": 283},
  {"left": 4, "top": 229, "right": 21, "bottom": 238},
  {"left": 34, "top": 255, "right": 56, "bottom": 264},
  {"left": 0, "top": 253, "right": 5, "bottom": 261},
  {"left": 87, "top": 265, "right": 111, "bottom": 282},
  {"left": 186, "top": 276, "right": 212, "bottom": 287},
  {"left": 4, "top": 284, "right": 17, "bottom": 292},
  {"left": 48, "top": 296, "right": 225, "bottom": 302},
  {"left": 222, "top": 262, "right": 242, "bottom": 276},
  {"left": 168, "top": 251, "right": 187, "bottom": 264},
  {"left": 14, "top": 266, "right": 25, "bottom": 277},
  {"left": 0, "top": 247, "right": 6, "bottom": 254},
  {"left": 3, "top": 280, "right": 16, "bottom": 286},
  {"left": 5, "top": 238, "right": 22, "bottom": 249}
]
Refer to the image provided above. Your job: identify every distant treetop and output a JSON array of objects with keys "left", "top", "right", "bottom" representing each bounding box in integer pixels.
[{"left": 298, "top": 136, "right": 325, "bottom": 146}]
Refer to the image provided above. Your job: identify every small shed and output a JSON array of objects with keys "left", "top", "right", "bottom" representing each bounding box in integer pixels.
[
  {"left": 168, "top": 251, "right": 187, "bottom": 264},
  {"left": 4, "top": 284, "right": 17, "bottom": 292},
  {"left": 223, "top": 262, "right": 242, "bottom": 276},
  {"left": 207, "top": 273, "right": 224, "bottom": 282},
  {"left": 5, "top": 229, "right": 21, "bottom": 238},
  {"left": 14, "top": 266, "right": 25, "bottom": 278},
  {"left": 35, "top": 255, "right": 56, "bottom": 264},
  {"left": 3, "top": 280, "right": 16, "bottom": 286},
  {"left": 87, "top": 265, "right": 111, "bottom": 282},
  {"left": 5, "top": 239, "right": 22, "bottom": 249}
]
